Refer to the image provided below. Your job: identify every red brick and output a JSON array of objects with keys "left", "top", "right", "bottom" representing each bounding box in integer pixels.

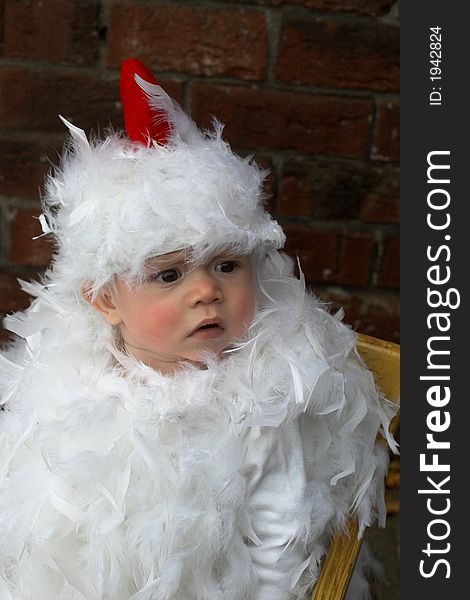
[
  {"left": 375, "top": 235, "right": 399, "bottom": 288},
  {"left": 314, "top": 0, "right": 396, "bottom": 16},
  {"left": 191, "top": 84, "right": 373, "bottom": 158},
  {"left": 0, "top": 271, "right": 34, "bottom": 314},
  {"left": 68, "top": 0, "right": 101, "bottom": 65},
  {"left": 215, "top": 0, "right": 395, "bottom": 16},
  {"left": 282, "top": 224, "right": 373, "bottom": 285},
  {"left": 0, "top": 67, "right": 183, "bottom": 133},
  {"left": 3, "top": 0, "right": 68, "bottom": 61},
  {"left": 277, "top": 18, "right": 399, "bottom": 92},
  {"left": 0, "top": 137, "right": 63, "bottom": 199},
  {"left": 283, "top": 225, "right": 338, "bottom": 282},
  {"left": 107, "top": 2, "right": 267, "bottom": 80},
  {"left": 279, "top": 160, "right": 358, "bottom": 219},
  {"left": 2, "top": 0, "right": 100, "bottom": 65},
  {"left": 0, "top": 66, "right": 122, "bottom": 132},
  {"left": 278, "top": 159, "right": 399, "bottom": 223},
  {"left": 9, "top": 208, "right": 54, "bottom": 267},
  {"left": 372, "top": 100, "right": 399, "bottom": 162},
  {"left": 318, "top": 287, "right": 400, "bottom": 342},
  {"left": 278, "top": 173, "right": 314, "bottom": 218},
  {"left": 336, "top": 232, "right": 374, "bottom": 286},
  {"left": 359, "top": 166, "right": 399, "bottom": 223}
]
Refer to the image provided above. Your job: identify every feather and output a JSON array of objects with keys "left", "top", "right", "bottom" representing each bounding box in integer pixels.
[
  {"left": 50, "top": 553, "right": 99, "bottom": 600},
  {"left": 3, "top": 312, "right": 42, "bottom": 339},
  {"left": 330, "top": 463, "right": 355, "bottom": 486},
  {"left": 68, "top": 199, "right": 93, "bottom": 227},
  {"left": 17, "top": 280, "right": 67, "bottom": 315},
  {"left": 350, "top": 471, "right": 374, "bottom": 513},
  {"left": 0, "top": 351, "right": 24, "bottom": 377},
  {"left": 0, "top": 422, "right": 35, "bottom": 479},
  {"left": 287, "top": 356, "right": 305, "bottom": 405},
  {"left": 32, "top": 213, "right": 52, "bottom": 239},
  {"left": 59, "top": 115, "right": 90, "bottom": 150},
  {"left": 135, "top": 74, "right": 198, "bottom": 145},
  {"left": 120, "top": 58, "right": 171, "bottom": 146},
  {"left": 290, "top": 556, "right": 311, "bottom": 589},
  {"left": 0, "top": 579, "right": 13, "bottom": 600},
  {"left": 49, "top": 490, "right": 85, "bottom": 523}
]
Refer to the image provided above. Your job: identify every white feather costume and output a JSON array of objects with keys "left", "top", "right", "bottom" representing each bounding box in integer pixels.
[{"left": 0, "top": 62, "right": 397, "bottom": 599}]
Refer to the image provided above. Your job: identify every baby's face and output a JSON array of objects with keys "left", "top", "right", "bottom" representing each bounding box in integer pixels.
[{"left": 96, "top": 251, "right": 256, "bottom": 374}]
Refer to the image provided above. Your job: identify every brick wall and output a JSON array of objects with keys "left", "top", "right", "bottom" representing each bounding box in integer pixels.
[{"left": 0, "top": 0, "right": 400, "bottom": 343}]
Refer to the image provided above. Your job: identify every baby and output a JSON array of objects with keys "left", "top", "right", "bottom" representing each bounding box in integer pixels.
[{"left": 0, "top": 59, "right": 397, "bottom": 599}]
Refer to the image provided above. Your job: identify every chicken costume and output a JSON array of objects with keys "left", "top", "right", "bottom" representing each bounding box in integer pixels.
[{"left": 0, "top": 60, "right": 397, "bottom": 599}]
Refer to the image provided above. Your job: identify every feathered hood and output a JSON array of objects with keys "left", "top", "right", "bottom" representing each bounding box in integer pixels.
[{"left": 39, "top": 59, "right": 285, "bottom": 297}]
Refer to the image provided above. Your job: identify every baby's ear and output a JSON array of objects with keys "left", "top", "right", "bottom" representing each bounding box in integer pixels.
[{"left": 82, "top": 285, "right": 122, "bottom": 326}]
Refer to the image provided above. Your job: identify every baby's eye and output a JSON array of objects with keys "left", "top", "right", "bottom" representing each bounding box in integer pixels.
[
  {"left": 154, "top": 269, "right": 181, "bottom": 283},
  {"left": 215, "top": 261, "right": 238, "bottom": 273}
]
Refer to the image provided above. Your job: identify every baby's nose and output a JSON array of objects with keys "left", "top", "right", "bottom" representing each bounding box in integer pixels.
[{"left": 187, "top": 269, "right": 223, "bottom": 305}]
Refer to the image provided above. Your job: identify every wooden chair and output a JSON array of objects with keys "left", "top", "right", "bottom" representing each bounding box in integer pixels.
[{"left": 311, "top": 333, "right": 400, "bottom": 600}]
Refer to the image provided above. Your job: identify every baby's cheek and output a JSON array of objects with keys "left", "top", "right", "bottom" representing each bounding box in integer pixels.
[
  {"left": 235, "top": 293, "right": 256, "bottom": 335},
  {"left": 140, "top": 304, "right": 181, "bottom": 339}
]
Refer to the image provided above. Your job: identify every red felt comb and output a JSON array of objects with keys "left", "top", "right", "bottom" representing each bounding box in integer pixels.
[{"left": 120, "top": 58, "right": 170, "bottom": 146}]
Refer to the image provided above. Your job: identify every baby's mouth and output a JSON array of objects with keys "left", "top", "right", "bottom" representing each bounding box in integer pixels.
[{"left": 190, "top": 320, "right": 224, "bottom": 340}]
